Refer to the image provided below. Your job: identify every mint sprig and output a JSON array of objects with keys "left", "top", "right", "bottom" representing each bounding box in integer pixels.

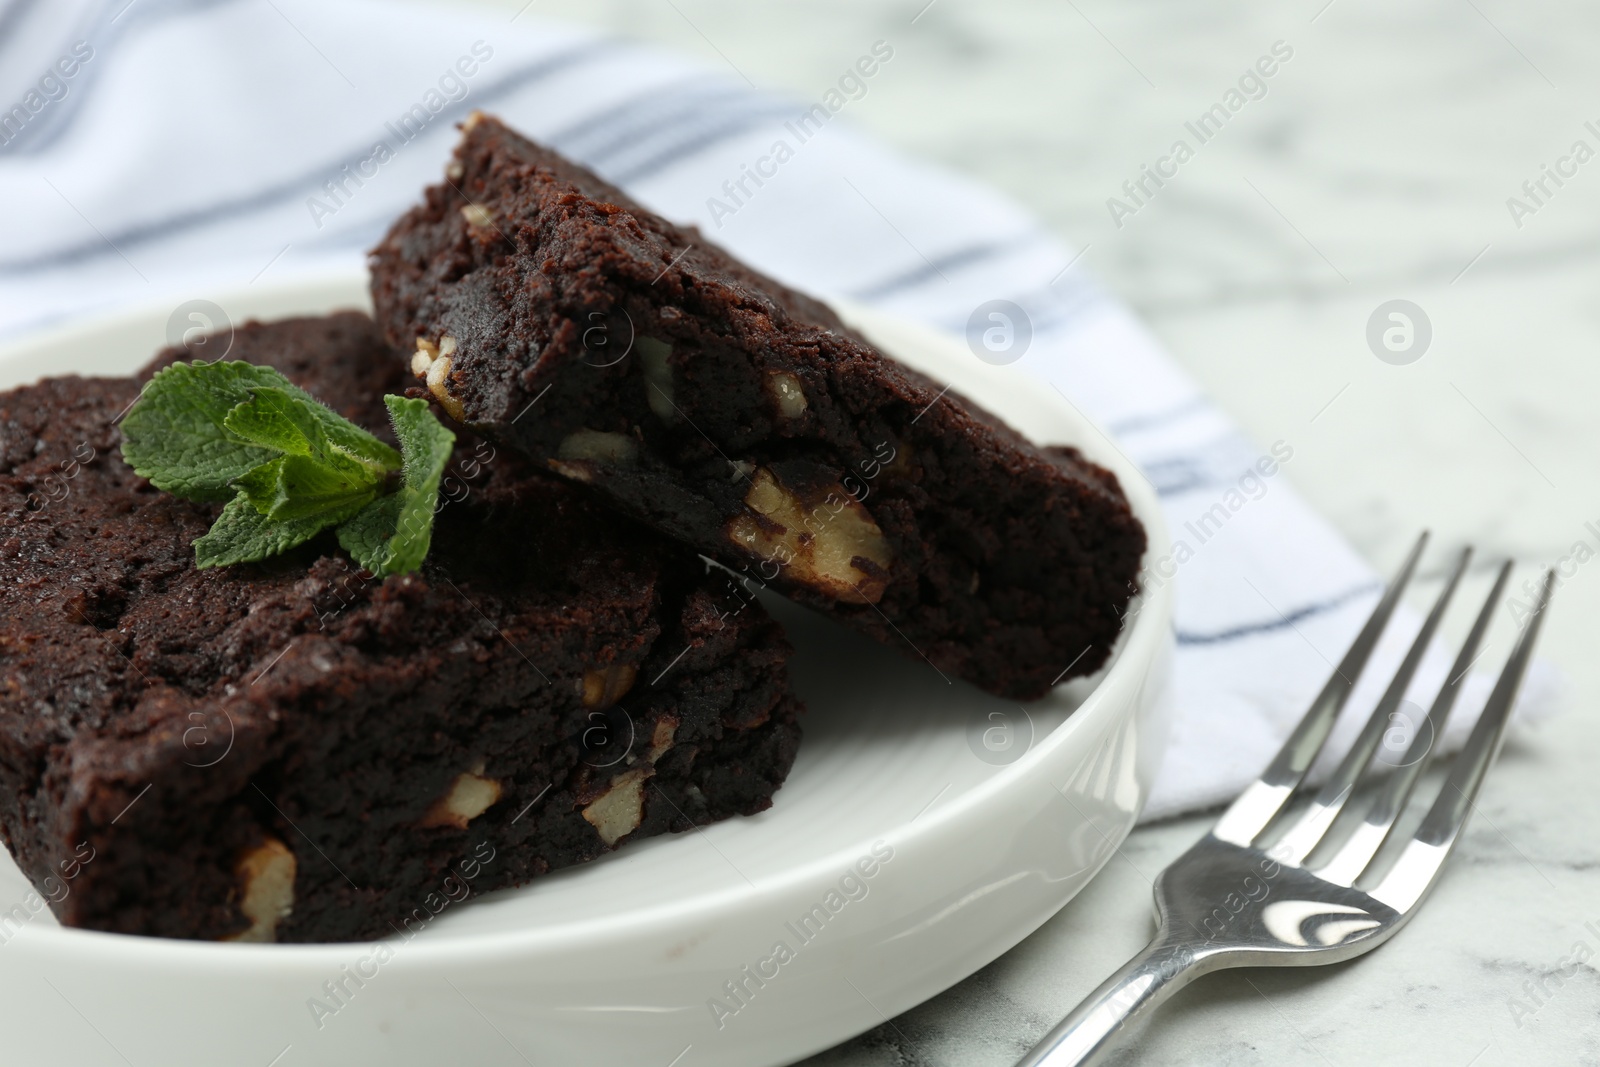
[{"left": 121, "top": 361, "right": 456, "bottom": 577}]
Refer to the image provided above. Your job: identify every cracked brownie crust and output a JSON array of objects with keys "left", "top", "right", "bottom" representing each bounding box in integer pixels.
[{"left": 370, "top": 114, "right": 1146, "bottom": 700}]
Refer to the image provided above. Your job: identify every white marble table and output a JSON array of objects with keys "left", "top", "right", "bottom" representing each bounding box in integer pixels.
[{"left": 457, "top": 2, "right": 1600, "bottom": 1062}]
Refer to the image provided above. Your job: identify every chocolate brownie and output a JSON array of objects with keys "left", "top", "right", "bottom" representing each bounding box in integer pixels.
[
  {"left": 0, "top": 312, "right": 800, "bottom": 943},
  {"left": 369, "top": 113, "right": 1146, "bottom": 700}
]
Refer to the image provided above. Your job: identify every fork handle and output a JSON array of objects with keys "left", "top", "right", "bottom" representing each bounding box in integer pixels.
[{"left": 1015, "top": 930, "right": 1205, "bottom": 1067}]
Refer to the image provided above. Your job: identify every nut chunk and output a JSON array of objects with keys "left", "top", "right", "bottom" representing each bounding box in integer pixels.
[
  {"left": 421, "top": 768, "right": 504, "bottom": 830},
  {"left": 581, "top": 767, "right": 651, "bottom": 846},
  {"left": 727, "top": 466, "right": 892, "bottom": 604},
  {"left": 226, "top": 838, "right": 297, "bottom": 943}
]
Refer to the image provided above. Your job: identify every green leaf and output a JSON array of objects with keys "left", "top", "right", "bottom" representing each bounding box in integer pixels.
[
  {"left": 386, "top": 395, "right": 457, "bottom": 574},
  {"left": 388, "top": 394, "right": 457, "bottom": 496},
  {"left": 235, "top": 455, "right": 382, "bottom": 522},
  {"left": 194, "top": 492, "right": 368, "bottom": 569},
  {"left": 334, "top": 397, "right": 456, "bottom": 577},
  {"left": 120, "top": 362, "right": 280, "bottom": 500},
  {"left": 121, "top": 362, "right": 400, "bottom": 500},
  {"left": 223, "top": 386, "right": 388, "bottom": 522},
  {"left": 335, "top": 493, "right": 403, "bottom": 576},
  {"left": 223, "top": 385, "right": 398, "bottom": 476},
  {"left": 300, "top": 400, "right": 402, "bottom": 473},
  {"left": 220, "top": 385, "right": 322, "bottom": 457}
]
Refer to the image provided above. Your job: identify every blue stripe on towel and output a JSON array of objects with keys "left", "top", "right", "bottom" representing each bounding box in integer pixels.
[
  {"left": 1, "top": 0, "right": 248, "bottom": 156},
  {"left": 1175, "top": 582, "right": 1382, "bottom": 646},
  {"left": 0, "top": 41, "right": 614, "bottom": 274}
]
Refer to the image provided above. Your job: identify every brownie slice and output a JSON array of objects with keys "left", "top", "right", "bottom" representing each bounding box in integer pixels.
[
  {"left": 369, "top": 113, "right": 1146, "bottom": 700},
  {"left": 0, "top": 312, "right": 800, "bottom": 943}
]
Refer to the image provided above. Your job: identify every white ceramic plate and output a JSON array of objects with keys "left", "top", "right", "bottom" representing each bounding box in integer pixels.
[{"left": 0, "top": 275, "right": 1173, "bottom": 1067}]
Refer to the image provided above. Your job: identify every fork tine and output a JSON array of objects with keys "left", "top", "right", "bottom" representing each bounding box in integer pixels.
[
  {"left": 1272, "top": 546, "right": 1473, "bottom": 864},
  {"left": 1317, "top": 560, "right": 1512, "bottom": 886},
  {"left": 1372, "top": 568, "right": 1554, "bottom": 913},
  {"left": 1212, "top": 531, "right": 1429, "bottom": 847}
]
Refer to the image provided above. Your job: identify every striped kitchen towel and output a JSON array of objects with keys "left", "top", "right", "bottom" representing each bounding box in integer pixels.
[{"left": 0, "top": 0, "right": 1556, "bottom": 820}]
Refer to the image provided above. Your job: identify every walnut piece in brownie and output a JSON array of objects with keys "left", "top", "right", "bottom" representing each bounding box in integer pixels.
[
  {"left": 0, "top": 312, "right": 800, "bottom": 942},
  {"left": 369, "top": 113, "right": 1146, "bottom": 700}
]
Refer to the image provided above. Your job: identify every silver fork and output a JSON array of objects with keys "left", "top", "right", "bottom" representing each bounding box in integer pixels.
[{"left": 1018, "top": 533, "right": 1555, "bottom": 1067}]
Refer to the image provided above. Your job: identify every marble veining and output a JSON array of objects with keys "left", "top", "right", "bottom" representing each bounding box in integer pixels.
[{"left": 455, "top": 0, "right": 1600, "bottom": 1062}]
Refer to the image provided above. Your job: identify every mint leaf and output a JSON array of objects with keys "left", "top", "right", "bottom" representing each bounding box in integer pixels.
[
  {"left": 224, "top": 386, "right": 388, "bottom": 522},
  {"left": 194, "top": 493, "right": 370, "bottom": 569},
  {"left": 385, "top": 394, "right": 458, "bottom": 575},
  {"left": 335, "top": 493, "right": 403, "bottom": 576},
  {"left": 121, "top": 362, "right": 280, "bottom": 500},
  {"left": 223, "top": 385, "right": 399, "bottom": 475},
  {"left": 335, "top": 396, "right": 455, "bottom": 577},
  {"left": 235, "top": 454, "right": 382, "bottom": 522},
  {"left": 310, "top": 410, "right": 403, "bottom": 473},
  {"left": 121, "top": 362, "right": 399, "bottom": 499}
]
